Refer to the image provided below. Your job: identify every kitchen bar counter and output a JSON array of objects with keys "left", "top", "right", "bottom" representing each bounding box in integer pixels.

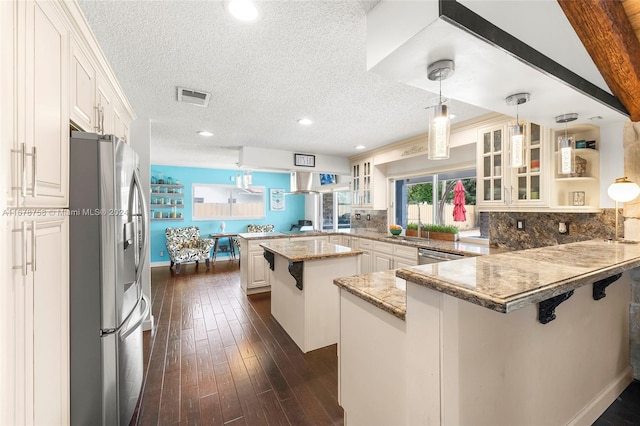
[
  {"left": 337, "top": 239, "right": 637, "bottom": 425},
  {"left": 261, "top": 240, "right": 361, "bottom": 353},
  {"left": 259, "top": 239, "right": 362, "bottom": 262},
  {"left": 396, "top": 238, "right": 640, "bottom": 313},
  {"left": 237, "top": 229, "right": 507, "bottom": 256},
  {"left": 333, "top": 270, "right": 406, "bottom": 320}
]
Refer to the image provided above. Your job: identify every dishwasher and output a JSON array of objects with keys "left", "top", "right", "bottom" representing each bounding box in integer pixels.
[{"left": 418, "top": 248, "right": 465, "bottom": 264}]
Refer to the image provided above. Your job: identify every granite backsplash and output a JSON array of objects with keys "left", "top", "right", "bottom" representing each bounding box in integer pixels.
[
  {"left": 490, "top": 209, "right": 619, "bottom": 250},
  {"left": 351, "top": 209, "right": 387, "bottom": 233}
]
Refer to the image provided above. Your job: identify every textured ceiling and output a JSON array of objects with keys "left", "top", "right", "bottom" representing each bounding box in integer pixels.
[{"left": 77, "top": 0, "right": 490, "bottom": 168}]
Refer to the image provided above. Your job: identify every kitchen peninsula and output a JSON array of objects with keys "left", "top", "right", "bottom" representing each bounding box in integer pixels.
[
  {"left": 335, "top": 239, "right": 640, "bottom": 425},
  {"left": 260, "top": 239, "right": 362, "bottom": 353}
]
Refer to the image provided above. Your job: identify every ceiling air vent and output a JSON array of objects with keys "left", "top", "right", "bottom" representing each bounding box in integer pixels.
[{"left": 176, "top": 87, "right": 211, "bottom": 107}]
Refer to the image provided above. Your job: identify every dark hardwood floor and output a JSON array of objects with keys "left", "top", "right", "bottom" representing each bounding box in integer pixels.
[
  {"left": 136, "top": 261, "right": 343, "bottom": 426},
  {"left": 594, "top": 380, "right": 640, "bottom": 425},
  {"left": 135, "top": 260, "right": 640, "bottom": 425}
]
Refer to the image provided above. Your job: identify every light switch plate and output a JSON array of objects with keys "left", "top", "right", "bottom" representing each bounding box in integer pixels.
[{"left": 516, "top": 219, "right": 525, "bottom": 231}]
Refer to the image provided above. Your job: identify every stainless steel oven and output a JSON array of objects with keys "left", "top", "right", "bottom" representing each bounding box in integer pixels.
[{"left": 418, "top": 248, "right": 465, "bottom": 265}]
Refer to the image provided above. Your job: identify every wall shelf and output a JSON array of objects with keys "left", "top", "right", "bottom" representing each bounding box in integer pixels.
[
  {"left": 151, "top": 218, "right": 184, "bottom": 221},
  {"left": 150, "top": 204, "right": 183, "bottom": 208}
]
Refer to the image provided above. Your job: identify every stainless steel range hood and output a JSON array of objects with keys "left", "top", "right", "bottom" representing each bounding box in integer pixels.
[{"left": 288, "top": 171, "right": 318, "bottom": 194}]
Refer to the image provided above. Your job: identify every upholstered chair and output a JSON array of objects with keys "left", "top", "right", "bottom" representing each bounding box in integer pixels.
[
  {"left": 165, "top": 226, "right": 215, "bottom": 274},
  {"left": 246, "top": 224, "right": 275, "bottom": 233}
]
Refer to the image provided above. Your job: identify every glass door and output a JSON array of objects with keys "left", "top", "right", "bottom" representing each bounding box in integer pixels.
[
  {"left": 481, "top": 127, "right": 503, "bottom": 203},
  {"left": 515, "top": 122, "right": 541, "bottom": 201}
]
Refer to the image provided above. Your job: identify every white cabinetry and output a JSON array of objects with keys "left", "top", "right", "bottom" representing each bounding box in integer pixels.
[
  {"left": 9, "top": 215, "right": 69, "bottom": 425},
  {"left": 551, "top": 124, "right": 600, "bottom": 211},
  {"left": 477, "top": 120, "right": 550, "bottom": 210},
  {"left": 355, "top": 237, "right": 418, "bottom": 273},
  {"left": 8, "top": 0, "right": 69, "bottom": 209},
  {"left": 240, "top": 239, "right": 271, "bottom": 294},
  {"left": 354, "top": 237, "right": 373, "bottom": 274},
  {"left": 373, "top": 241, "right": 393, "bottom": 272},
  {"left": 350, "top": 156, "right": 386, "bottom": 209},
  {"left": 69, "top": 34, "right": 133, "bottom": 142},
  {"left": 393, "top": 244, "right": 418, "bottom": 268},
  {"left": 70, "top": 37, "right": 96, "bottom": 132}
]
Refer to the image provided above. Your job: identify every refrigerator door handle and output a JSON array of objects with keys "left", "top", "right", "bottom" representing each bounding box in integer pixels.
[
  {"left": 128, "top": 167, "right": 149, "bottom": 286},
  {"left": 119, "top": 294, "right": 150, "bottom": 341}
]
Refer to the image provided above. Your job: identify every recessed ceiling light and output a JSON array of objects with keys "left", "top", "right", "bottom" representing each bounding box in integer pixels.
[
  {"left": 297, "top": 118, "right": 313, "bottom": 125},
  {"left": 355, "top": 145, "right": 366, "bottom": 150},
  {"left": 197, "top": 131, "right": 214, "bottom": 137},
  {"left": 226, "top": 0, "right": 259, "bottom": 22}
]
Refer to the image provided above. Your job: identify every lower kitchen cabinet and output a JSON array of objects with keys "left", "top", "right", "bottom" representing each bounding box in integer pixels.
[
  {"left": 8, "top": 214, "right": 69, "bottom": 425},
  {"left": 373, "top": 240, "right": 418, "bottom": 271},
  {"left": 240, "top": 238, "right": 271, "bottom": 294},
  {"left": 393, "top": 244, "right": 418, "bottom": 268}
]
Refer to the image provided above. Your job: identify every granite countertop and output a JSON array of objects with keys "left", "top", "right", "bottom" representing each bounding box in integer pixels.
[
  {"left": 238, "top": 228, "right": 506, "bottom": 256},
  {"left": 259, "top": 240, "right": 363, "bottom": 262},
  {"left": 396, "top": 239, "right": 640, "bottom": 313},
  {"left": 334, "top": 270, "right": 407, "bottom": 320}
]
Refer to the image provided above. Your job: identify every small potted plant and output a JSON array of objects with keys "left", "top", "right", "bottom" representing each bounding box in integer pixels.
[
  {"left": 405, "top": 223, "right": 419, "bottom": 237},
  {"left": 424, "top": 224, "right": 459, "bottom": 241}
]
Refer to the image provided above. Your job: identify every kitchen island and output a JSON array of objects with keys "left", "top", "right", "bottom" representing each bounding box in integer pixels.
[
  {"left": 335, "top": 239, "right": 640, "bottom": 425},
  {"left": 260, "top": 239, "right": 361, "bottom": 353}
]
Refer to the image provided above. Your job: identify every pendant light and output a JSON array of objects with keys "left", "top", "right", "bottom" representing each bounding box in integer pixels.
[
  {"left": 236, "top": 170, "right": 252, "bottom": 189},
  {"left": 426, "top": 60, "right": 455, "bottom": 160},
  {"left": 555, "top": 113, "right": 578, "bottom": 175},
  {"left": 505, "top": 93, "right": 530, "bottom": 168}
]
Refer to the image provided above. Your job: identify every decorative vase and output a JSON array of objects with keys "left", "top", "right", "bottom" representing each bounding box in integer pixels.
[{"left": 220, "top": 221, "right": 226, "bottom": 233}]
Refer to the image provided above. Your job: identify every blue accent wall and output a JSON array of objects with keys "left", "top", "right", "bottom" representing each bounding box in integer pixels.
[{"left": 149, "top": 165, "right": 305, "bottom": 263}]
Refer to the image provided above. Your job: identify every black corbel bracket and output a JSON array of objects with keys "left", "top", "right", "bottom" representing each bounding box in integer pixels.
[
  {"left": 538, "top": 290, "right": 574, "bottom": 324},
  {"left": 263, "top": 250, "right": 275, "bottom": 271},
  {"left": 288, "top": 261, "right": 303, "bottom": 290},
  {"left": 593, "top": 273, "right": 622, "bottom": 300}
]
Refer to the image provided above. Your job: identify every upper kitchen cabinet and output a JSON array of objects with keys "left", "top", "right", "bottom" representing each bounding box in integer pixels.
[
  {"left": 3, "top": 0, "right": 136, "bottom": 208},
  {"left": 70, "top": 38, "right": 133, "bottom": 143},
  {"left": 350, "top": 156, "right": 386, "bottom": 210},
  {"left": 477, "top": 120, "right": 549, "bottom": 210},
  {"left": 70, "top": 37, "right": 96, "bottom": 133},
  {"left": 551, "top": 124, "right": 600, "bottom": 211},
  {"left": 13, "top": 0, "right": 70, "bottom": 208}
]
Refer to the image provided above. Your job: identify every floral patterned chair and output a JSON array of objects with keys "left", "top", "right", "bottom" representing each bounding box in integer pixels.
[{"left": 165, "top": 226, "right": 215, "bottom": 274}]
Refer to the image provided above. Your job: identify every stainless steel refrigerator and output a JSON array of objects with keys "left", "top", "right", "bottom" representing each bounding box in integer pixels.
[{"left": 69, "top": 132, "right": 149, "bottom": 425}]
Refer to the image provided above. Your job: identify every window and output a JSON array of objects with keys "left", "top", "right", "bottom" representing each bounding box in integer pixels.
[
  {"left": 192, "top": 184, "right": 265, "bottom": 220},
  {"left": 321, "top": 190, "right": 351, "bottom": 231},
  {"left": 394, "top": 169, "right": 486, "bottom": 239}
]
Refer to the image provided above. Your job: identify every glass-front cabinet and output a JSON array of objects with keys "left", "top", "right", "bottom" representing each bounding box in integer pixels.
[
  {"left": 350, "top": 156, "right": 386, "bottom": 209},
  {"left": 477, "top": 120, "right": 548, "bottom": 209},
  {"left": 480, "top": 124, "right": 503, "bottom": 203}
]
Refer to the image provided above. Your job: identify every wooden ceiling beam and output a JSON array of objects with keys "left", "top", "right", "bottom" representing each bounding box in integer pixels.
[{"left": 558, "top": 0, "right": 640, "bottom": 121}]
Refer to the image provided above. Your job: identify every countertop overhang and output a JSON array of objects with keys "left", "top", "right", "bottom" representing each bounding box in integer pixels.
[
  {"left": 259, "top": 240, "right": 362, "bottom": 262},
  {"left": 396, "top": 239, "right": 640, "bottom": 313}
]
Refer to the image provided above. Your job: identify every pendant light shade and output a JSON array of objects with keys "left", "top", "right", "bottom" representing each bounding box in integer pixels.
[
  {"left": 426, "top": 60, "right": 455, "bottom": 160},
  {"left": 428, "top": 104, "right": 451, "bottom": 159},
  {"left": 505, "top": 93, "right": 530, "bottom": 168},
  {"left": 555, "top": 113, "right": 578, "bottom": 175}
]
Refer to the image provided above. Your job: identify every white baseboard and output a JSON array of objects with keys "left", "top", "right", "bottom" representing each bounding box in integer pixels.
[
  {"left": 143, "top": 314, "right": 154, "bottom": 332},
  {"left": 567, "top": 365, "right": 633, "bottom": 426},
  {"left": 151, "top": 261, "right": 171, "bottom": 267}
]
